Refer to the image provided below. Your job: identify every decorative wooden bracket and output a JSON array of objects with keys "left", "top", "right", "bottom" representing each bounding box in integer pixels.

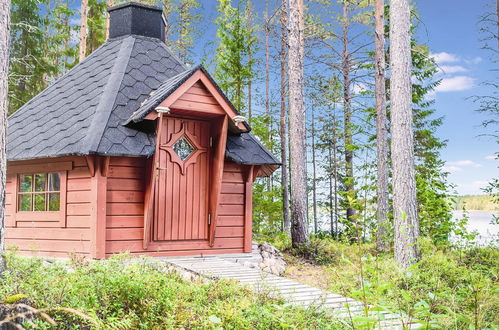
[
  {"left": 101, "top": 156, "right": 110, "bottom": 177},
  {"left": 208, "top": 115, "right": 229, "bottom": 247},
  {"left": 86, "top": 155, "right": 96, "bottom": 177}
]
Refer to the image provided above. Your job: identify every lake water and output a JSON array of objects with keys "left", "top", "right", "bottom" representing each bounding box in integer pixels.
[{"left": 452, "top": 211, "right": 498, "bottom": 245}]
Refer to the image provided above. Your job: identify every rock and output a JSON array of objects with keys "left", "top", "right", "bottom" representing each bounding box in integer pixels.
[
  {"left": 0, "top": 299, "right": 36, "bottom": 329},
  {"left": 257, "top": 242, "right": 286, "bottom": 276}
]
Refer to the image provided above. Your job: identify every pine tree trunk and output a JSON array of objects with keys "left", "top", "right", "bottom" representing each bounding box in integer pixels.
[
  {"left": 333, "top": 134, "right": 338, "bottom": 238},
  {"left": 311, "top": 111, "right": 318, "bottom": 234},
  {"left": 496, "top": 0, "right": 498, "bottom": 50},
  {"left": 328, "top": 142, "right": 334, "bottom": 236},
  {"left": 0, "top": 0, "right": 11, "bottom": 273},
  {"left": 265, "top": 8, "right": 270, "bottom": 139},
  {"left": 105, "top": 0, "right": 114, "bottom": 40},
  {"left": 375, "top": 0, "right": 390, "bottom": 251},
  {"left": 247, "top": 1, "right": 252, "bottom": 123},
  {"left": 288, "top": 0, "right": 309, "bottom": 247},
  {"left": 79, "top": 0, "right": 88, "bottom": 62},
  {"left": 341, "top": 3, "right": 356, "bottom": 238},
  {"left": 280, "top": 0, "right": 291, "bottom": 235},
  {"left": 390, "top": 0, "right": 419, "bottom": 268}
]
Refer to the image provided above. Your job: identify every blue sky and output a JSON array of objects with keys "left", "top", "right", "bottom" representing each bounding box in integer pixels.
[
  {"left": 191, "top": 0, "right": 498, "bottom": 195},
  {"left": 415, "top": 0, "right": 497, "bottom": 194}
]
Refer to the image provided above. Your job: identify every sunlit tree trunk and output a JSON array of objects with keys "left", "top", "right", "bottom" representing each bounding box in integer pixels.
[
  {"left": 280, "top": 0, "right": 291, "bottom": 235},
  {"left": 375, "top": 0, "right": 390, "bottom": 251},
  {"left": 79, "top": 0, "right": 88, "bottom": 62},
  {"left": 328, "top": 141, "right": 333, "bottom": 236},
  {"left": 105, "top": 0, "right": 114, "bottom": 40},
  {"left": 0, "top": 0, "right": 11, "bottom": 273},
  {"left": 288, "top": 0, "right": 309, "bottom": 246},
  {"left": 247, "top": 0, "right": 253, "bottom": 123},
  {"left": 341, "top": 3, "right": 356, "bottom": 238},
  {"left": 264, "top": 6, "right": 270, "bottom": 137},
  {"left": 311, "top": 111, "right": 318, "bottom": 234},
  {"left": 390, "top": 0, "right": 419, "bottom": 268}
]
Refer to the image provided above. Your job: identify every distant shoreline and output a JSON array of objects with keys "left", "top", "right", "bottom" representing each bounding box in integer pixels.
[{"left": 453, "top": 195, "right": 498, "bottom": 213}]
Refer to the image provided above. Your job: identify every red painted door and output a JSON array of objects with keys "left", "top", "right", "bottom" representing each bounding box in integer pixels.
[{"left": 153, "top": 116, "right": 210, "bottom": 241}]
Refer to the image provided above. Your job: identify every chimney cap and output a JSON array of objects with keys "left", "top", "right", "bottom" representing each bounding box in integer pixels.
[
  {"left": 107, "top": 2, "right": 166, "bottom": 42},
  {"left": 107, "top": 1, "right": 162, "bottom": 13}
]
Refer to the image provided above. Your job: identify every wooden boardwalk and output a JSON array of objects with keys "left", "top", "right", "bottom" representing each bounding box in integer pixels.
[{"left": 166, "top": 256, "right": 413, "bottom": 329}]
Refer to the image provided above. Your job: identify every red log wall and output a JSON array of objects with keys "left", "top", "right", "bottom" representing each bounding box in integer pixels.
[
  {"left": 4, "top": 156, "right": 253, "bottom": 258},
  {"left": 5, "top": 157, "right": 93, "bottom": 258}
]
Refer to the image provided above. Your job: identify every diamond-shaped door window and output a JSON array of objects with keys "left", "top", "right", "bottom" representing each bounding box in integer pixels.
[{"left": 173, "top": 137, "right": 195, "bottom": 161}]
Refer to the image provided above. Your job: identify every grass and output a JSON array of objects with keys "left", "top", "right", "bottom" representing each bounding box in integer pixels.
[
  {"left": 262, "top": 234, "right": 499, "bottom": 329},
  {"left": 0, "top": 251, "right": 346, "bottom": 329}
]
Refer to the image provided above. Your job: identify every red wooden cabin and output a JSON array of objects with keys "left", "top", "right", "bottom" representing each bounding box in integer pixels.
[{"left": 4, "top": 2, "right": 279, "bottom": 259}]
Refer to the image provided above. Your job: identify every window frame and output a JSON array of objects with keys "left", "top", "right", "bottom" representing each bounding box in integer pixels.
[
  {"left": 17, "top": 172, "right": 62, "bottom": 212},
  {"left": 8, "top": 162, "right": 70, "bottom": 228}
]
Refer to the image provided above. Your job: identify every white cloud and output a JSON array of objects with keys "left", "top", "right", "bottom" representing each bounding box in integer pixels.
[
  {"left": 465, "top": 57, "right": 483, "bottom": 65},
  {"left": 447, "top": 160, "right": 482, "bottom": 167},
  {"left": 485, "top": 155, "right": 497, "bottom": 160},
  {"left": 430, "top": 52, "right": 459, "bottom": 64},
  {"left": 437, "top": 65, "right": 468, "bottom": 74},
  {"left": 442, "top": 166, "right": 462, "bottom": 173},
  {"left": 435, "top": 76, "right": 475, "bottom": 92}
]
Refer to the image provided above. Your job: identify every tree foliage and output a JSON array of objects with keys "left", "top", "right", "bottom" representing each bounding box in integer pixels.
[{"left": 214, "top": 0, "right": 256, "bottom": 114}]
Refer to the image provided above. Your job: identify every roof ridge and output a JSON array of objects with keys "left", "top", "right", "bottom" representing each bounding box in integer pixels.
[{"left": 84, "top": 36, "right": 136, "bottom": 154}]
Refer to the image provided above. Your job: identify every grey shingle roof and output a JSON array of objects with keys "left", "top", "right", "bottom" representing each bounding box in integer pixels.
[
  {"left": 7, "top": 34, "right": 279, "bottom": 170},
  {"left": 226, "top": 133, "right": 280, "bottom": 165},
  {"left": 8, "top": 34, "right": 186, "bottom": 161}
]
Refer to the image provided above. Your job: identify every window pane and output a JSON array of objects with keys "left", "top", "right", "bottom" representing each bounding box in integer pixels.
[
  {"left": 48, "top": 193, "right": 60, "bottom": 211},
  {"left": 35, "top": 174, "right": 47, "bottom": 192},
  {"left": 19, "top": 194, "right": 32, "bottom": 211},
  {"left": 48, "top": 173, "right": 60, "bottom": 191},
  {"left": 19, "top": 174, "right": 33, "bottom": 192},
  {"left": 34, "top": 193, "right": 46, "bottom": 211}
]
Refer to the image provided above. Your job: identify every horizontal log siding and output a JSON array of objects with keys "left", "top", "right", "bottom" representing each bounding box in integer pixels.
[
  {"left": 105, "top": 157, "right": 146, "bottom": 248},
  {"left": 5, "top": 156, "right": 92, "bottom": 257},
  {"left": 217, "top": 162, "right": 246, "bottom": 248},
  {"left": 105, "top": 158, "right": 247, "bottom": 256}
]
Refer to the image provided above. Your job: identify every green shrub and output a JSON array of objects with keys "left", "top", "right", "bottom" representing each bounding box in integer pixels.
[
  {"left": 285, "top": 237, "right": 499, "bottom": 329},
  {"left": 0, "top": 252, "right": 343, "bottom": 329}
]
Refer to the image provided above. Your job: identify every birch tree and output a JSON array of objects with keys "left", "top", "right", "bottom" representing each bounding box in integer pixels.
[
  {"left": 375, "top": 0, "right": 389, "bottom": 251},
  {"left": 0, "top": 0, "right": 11, "bottom": 272},
  {"left": 288, "top": 0, "right": 309, "bottom": 246},
  {"left": 280, "top": 0, "right": 291, "bottom": 234},
  {"left": 390, "top": 0, "right": 419, "bottom": 268}
]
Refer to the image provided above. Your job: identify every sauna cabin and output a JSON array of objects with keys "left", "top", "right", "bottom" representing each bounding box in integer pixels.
[{"left": 4, "top": 2, "right": 279, "bottom": 259}]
